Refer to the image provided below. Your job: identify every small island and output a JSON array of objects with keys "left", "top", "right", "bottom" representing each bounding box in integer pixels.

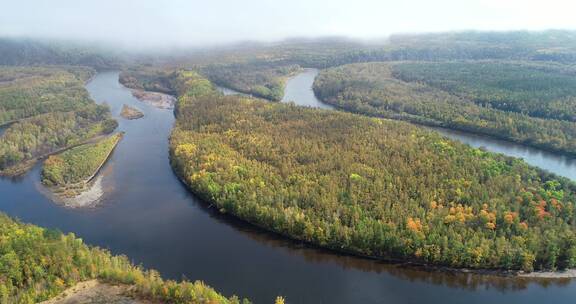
[
  {"left": 120, "top": 104, "right": 144, "bottom": 120},
  {"left": 131, "top": 90, "right": 176, "bottom": 109},
  {"left": 41, "top": 133, "right": 123, "bottom": 199}
]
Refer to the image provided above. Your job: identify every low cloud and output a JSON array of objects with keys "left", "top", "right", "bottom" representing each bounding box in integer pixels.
[{"left": 1, "top": 0, "right": 575, "bottom": 49}]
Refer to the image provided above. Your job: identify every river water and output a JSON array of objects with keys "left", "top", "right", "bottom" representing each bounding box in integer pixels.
[
  {"left": 282, "top": 69, "right": 334, "bottom": 110},
  {"left": 1, "top": 71, "right": 576, "bottom": 303},
  {"left": 0, "top": 122, "right": 11, "bottom": 137}
]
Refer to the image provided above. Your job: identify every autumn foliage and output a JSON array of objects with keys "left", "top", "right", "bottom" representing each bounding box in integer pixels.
[{"left": 170, "top": 71, "right": 576, "bottom": 272}]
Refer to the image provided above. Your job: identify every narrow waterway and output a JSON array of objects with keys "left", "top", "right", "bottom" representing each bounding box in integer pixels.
[
  {"left": 1, "top": 71, "right": 576, "bottom": 304},
  {"left": 282, "top": 69, "right": 334, "bottom": 109}
]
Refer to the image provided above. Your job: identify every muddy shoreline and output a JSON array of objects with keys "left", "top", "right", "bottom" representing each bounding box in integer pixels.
[
  {"left": 42, "top": 133, "right": 123, "bottom": 207},
  {"left": 130, "top": 89, "right": 176, "bottom": 109}
]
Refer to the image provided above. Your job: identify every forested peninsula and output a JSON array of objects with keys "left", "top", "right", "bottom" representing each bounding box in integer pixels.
[
  {"left": 41, "top": 133, "right": 123, "bottom": 197},
  {"left": 170, "top": 71, "right": 576, "bottom": 272},
  {"left": 0, "top": 66, "right": 117, "bottom": 176},
  {"left": 201, "top": 62, "right": 300, "bottom": 101}
]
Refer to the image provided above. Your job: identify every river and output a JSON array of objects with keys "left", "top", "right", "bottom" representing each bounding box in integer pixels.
[
  {"left": 0, "top": 122, "right": 11, "bottom": 137},
  {"left": 1, "top": 70, "right": 576, "bottom": 303},
  {"left": 283, "top": 68, "right": 576, "bottom": 181}
]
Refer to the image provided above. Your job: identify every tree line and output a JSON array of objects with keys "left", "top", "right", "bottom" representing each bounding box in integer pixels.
[
  {"left": 392, "top": 61, "right": 576, "bottom": 121},
  {"left": 42, "top": 133, "right": 123, "bottom": 197},
  {"left": 200, "top": 62, "right": 300, "bottom": 101},
  {"left": 0, "top": 66, "right": 117, "bottom": 175},
  {"left": 313, "top": 62, "right": 576, "bottom": 156}
]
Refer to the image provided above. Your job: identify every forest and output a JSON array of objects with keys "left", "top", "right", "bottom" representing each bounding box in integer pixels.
[
  {"left": 170, "top": 71, "right": 576, "bottom": 272},
  {"left": 0, "top": 66, "right": 117, "bottom": 175},
  {"left": 0, "top": 212, "right": 250, "bottom": 304},
  {"left": 313, "top": 62, "right": 576, "bottom": 156},
  {"left": 4, "top": 31, "right": 576, "bottom": 302},
  {"left": 0, "top": 66, "right": 95, "bottom": 125},
  {"left": 42, "top": 133, "right": 123, "bottom": 194},
  {"left": 200, "top": 62, "right": 301, "bottom": 101},
  {"left": 119, "top": 67, "right": 177, "bottom": 95},
  {"left": 392, "top": 61, "right": 576, "bottom": 121}
]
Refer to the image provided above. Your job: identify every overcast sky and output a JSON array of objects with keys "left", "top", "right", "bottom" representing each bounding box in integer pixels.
[{"left": 1, "top": 0, "right": 575, "bottom": 48}]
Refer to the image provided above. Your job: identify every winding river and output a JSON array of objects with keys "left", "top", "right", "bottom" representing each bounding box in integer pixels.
[
  {"left": 1, "top": 70, "right": 576, "bottom": 303},
  {"left": 283, "top": 69, "right": 576, "bottom": 181}
]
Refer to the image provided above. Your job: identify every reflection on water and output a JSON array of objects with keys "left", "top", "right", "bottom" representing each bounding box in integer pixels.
[
  {"left": 1, "top": 71, "right": 576, "bottom": 304},
  {"left": 223, "top": 209, "right": 573, "bottom": 292}
]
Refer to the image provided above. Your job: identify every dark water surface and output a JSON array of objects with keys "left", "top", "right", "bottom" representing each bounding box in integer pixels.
[
  {"left": 1, "top": 71, "right": 576, "bottom": 304},
  {"left": 0, "top": 122, "right": 11, "bottom": 137}
]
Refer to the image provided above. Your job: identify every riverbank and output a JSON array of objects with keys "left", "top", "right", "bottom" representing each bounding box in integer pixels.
[
  {"left": 174, "top": 169, "right": 576, "bottom": 279},
  {"left": 42, "top": 133, "right": 123, "bottom": 202},
  {"left": 131, "top": 89, "right": 176, "bottom": 109},
  {"left": 0, "top": 212, "right": 242, "bottom": 304},
  {"left": 39, "top": 280, "right": 157, "bottom": 304},
  {"left": 0, "top": 134, "right": 110, "bottom": 178},
  {"left": 284, "top": 69, "right": 576, "bottom": 180},
  {"left": 323, "top": 99, "right": 576, "bottom": 159}
]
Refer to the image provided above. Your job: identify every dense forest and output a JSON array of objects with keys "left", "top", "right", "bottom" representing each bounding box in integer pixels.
[
  {"left": 313, "top": 62, "right": 576, "bottom": 155},
  {"left": 392, "top": 61, "right": 576, "bottom": 121},
  {"left": 119, "top": 67, "right": 177, "bottom": 95},
  {"left": 0, "top": 213, "right": 250, "bottom": 304},
  {"left": 170, "top": 71, "right": 576, "bottom": 272},
  {"left": 0, "top": 105, "right": 117, "bottom": 175},
  {"left": 42, "top": 133, "right": 123, "bottom": 195},
  {"left": 0, "top": 66, "right": 117, "bottom": 175},
  {"left": 200, "top": 62, "right": 300, "bottom": 101},
  {"left": 0, "top": 66, "right": 95, "bottom": 125}
]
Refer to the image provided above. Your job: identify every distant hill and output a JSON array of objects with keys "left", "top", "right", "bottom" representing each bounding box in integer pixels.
[{"left": 0, "top": 38, "right": 121, "bottom": 69}]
